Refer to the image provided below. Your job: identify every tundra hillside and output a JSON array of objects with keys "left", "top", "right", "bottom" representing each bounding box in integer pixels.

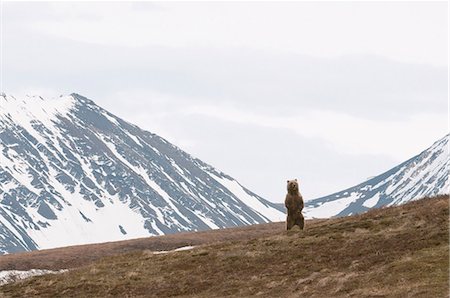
[{"left": 0, "top": 195, "right": 448, "bottom": 297}]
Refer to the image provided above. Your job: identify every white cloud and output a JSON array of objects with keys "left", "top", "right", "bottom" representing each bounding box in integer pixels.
[
  {"left": 183, "top": 104, "right": 447, "bottom": 160},
  {"left": 2, "top": 1, "right": 448, "bottom": 201},
  {"left": 11, "top": 1, "right": 448, "bottom": 67}
]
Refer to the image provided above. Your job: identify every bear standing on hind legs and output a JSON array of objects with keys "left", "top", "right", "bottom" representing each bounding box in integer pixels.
[{"left": 285, "top": 179, "right": 305, "bottom": 230}]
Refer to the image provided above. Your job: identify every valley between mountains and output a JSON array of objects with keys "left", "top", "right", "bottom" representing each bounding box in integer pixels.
[{"left": 0, "top": 93, "right": 448, "bottom": 257}]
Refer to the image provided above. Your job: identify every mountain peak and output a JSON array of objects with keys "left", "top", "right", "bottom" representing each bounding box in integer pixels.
[
  {"left": 0, "top": 93, "right": 284, "bottom": 254},
  {"left": 305, "top": 133, "right": 449, "bottom": 218},
  {"left": 0, "top": 94, "right": 75, "bottom": 126},
  {"left": 70, "top": 93, "right": 97, "bottom": 106}
]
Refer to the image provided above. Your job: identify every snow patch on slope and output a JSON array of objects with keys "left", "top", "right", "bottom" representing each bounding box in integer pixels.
[
  {"left": 305, "top": 192, "right": 360, "bottom": 219},
  {"left": 363, "top": 193, "right": 380, "bottom": 208},
  {"left": 0, "top": 269, "right": 68, "bottom": 285},
  {"left": 0, "top": 94, "right": 74, "bottom": 130}
]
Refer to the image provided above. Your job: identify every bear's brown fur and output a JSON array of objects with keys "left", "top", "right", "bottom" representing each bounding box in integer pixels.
[{"left": 285, "top": 179, "right": 304, "bottom": 230}]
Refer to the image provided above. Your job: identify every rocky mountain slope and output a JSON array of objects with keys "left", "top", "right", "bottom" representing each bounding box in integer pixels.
[
  {"left": 0, "top": 93, "right": 284, "bottom": 254},
  {"left": 305, "top": 134, "right": 449, "bottom": 218}
]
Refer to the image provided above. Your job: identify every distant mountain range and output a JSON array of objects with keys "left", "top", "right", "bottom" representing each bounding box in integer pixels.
[
  {"left": 0, "top": 93, "right": 284, "bottom": 254},
  {"left": 0, "top": 93, "right": 447, "bottom": 255},
  {"left": 304, "top": 134, "right": 449, "bottom": 218}
]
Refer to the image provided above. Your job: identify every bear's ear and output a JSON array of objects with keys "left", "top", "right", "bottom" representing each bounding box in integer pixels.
[
  {"left": 295, "top": 178, "right": 298, "bottom": 181},
  {"left": 287, "top": 180, "right": 290, "bottom": 183}
]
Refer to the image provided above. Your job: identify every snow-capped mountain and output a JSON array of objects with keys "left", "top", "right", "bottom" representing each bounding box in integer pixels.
[
  {"left": 305, "top": 134, "right": 449, "bottom": 218},
  {"left": 0, "top": 93, "right": 284, "bottom": 254}
]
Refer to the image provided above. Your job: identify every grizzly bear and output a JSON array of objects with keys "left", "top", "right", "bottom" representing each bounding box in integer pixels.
[{"left": 285, "top": 179, "right": 304, "bottom": 230}]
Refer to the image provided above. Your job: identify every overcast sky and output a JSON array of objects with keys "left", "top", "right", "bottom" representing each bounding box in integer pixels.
[{"left": 2, "top": 1, "right": 448, "bottom": 202}]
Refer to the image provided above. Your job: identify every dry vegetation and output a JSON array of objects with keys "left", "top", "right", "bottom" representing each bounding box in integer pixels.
[
  {"left": 0, "top": 195, "right": 448, "bottom": 297},
  {"left": 0, "top": 220, "right": 290, "bottom": 272}
]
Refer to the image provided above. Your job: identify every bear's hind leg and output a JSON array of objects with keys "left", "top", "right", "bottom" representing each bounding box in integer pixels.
[
  {"left": 296, "top": 215, "right": 305, "bottom": 230},
  {"left": 286, "top": 216, "right": 294, "bottom": 230}
]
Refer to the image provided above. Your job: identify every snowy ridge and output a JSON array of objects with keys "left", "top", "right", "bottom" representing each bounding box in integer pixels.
[
  {"left": 0, "top": 93, "right": 284, "bottom": 254},
  {"left": 304, "top": 134, "right": 449, "bottom": 218}
]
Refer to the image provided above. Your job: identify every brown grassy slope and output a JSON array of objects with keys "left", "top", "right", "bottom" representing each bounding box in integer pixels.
[
  {"left": 1, "top": 195, "right": 448, "bottom": 298},
  {"left": 0, "top": 220, "right": 297, "bottom": 271}
]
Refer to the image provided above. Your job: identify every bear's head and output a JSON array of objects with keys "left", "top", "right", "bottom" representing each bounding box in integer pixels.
[{"left": 287, "top": 179, "right": 299, "bottom": 194}]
